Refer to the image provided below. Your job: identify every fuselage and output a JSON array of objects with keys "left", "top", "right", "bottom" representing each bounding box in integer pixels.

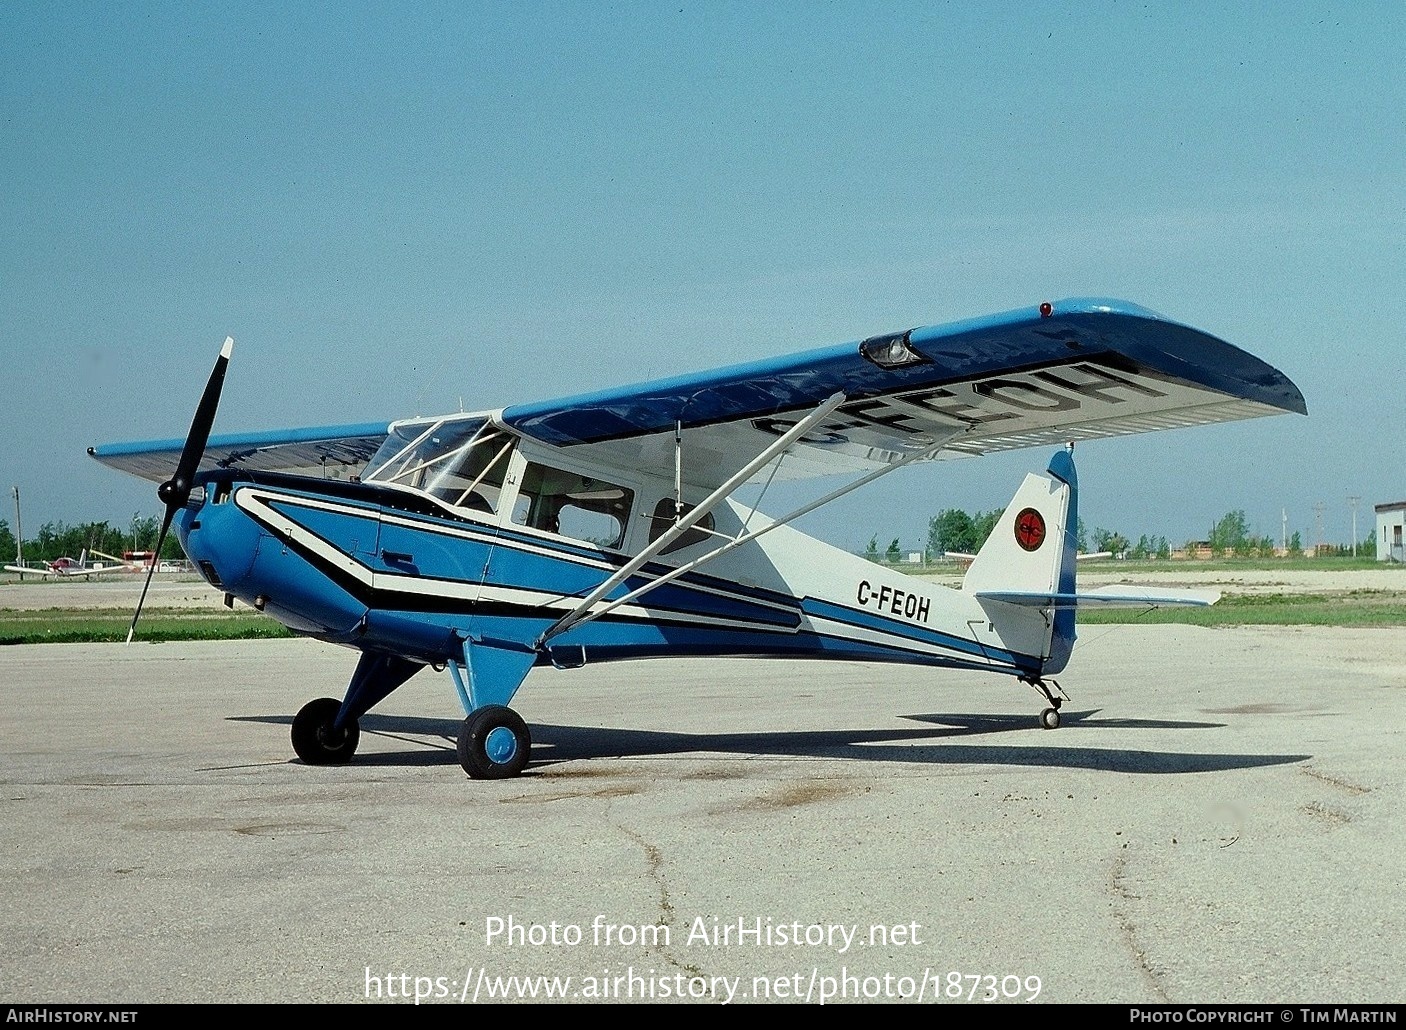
[{"left": 177, "top": 462, "right": 1048, "bottom": 680}]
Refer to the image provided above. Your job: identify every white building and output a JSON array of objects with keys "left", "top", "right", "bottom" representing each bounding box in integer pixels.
[{"left": 1376, "top": 502, "right": 1406, "bottom": 562}]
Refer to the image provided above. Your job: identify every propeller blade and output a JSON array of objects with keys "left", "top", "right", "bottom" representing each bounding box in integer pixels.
[
  {"left": 125, "top": 508, "right": 173, "bottom": 645},
  {"left": 159, "top": 336, "right": 233, "bottom": 511},
  {"left": 128, "top": 337, "right": 233, "bottom": 645}
]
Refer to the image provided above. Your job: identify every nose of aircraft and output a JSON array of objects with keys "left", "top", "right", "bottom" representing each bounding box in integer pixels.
[
  {"left": 178, "top": 477, "right": 373, "bottom": 640},
  {"left": 176, "top": 489, "right": 260, "bottom": 593}
]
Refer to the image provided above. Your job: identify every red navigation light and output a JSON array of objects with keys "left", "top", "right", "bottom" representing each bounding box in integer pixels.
[{"left": 1038, "top": 301, "right": 1053, "bottom": 318}]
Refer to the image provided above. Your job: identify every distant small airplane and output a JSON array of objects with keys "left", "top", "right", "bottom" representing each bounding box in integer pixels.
[
  {"left": 90, "top": 299, "right": 1305, "bottom": 780},
  {"left": 4, "top": 549, "right": 139, "bottom": 578}
]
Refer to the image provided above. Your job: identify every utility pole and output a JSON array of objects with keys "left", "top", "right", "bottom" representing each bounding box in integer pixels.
[
  {"left": 1348, "top": 496, "right": 1360, "bottom": 558},
  {"left": 11, "top": 486, "right": 22, "bottom": 580},
  {"left": 1281, "top": 508, "right": 1287, "bottom": 554},
  {"left": 1313, "top": 502, "right": 1326, "bottom": 556}
]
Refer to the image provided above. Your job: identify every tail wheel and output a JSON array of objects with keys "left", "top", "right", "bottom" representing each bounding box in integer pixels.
[
  {"left": 458, "top": 705, "right": 531, "bottom": 779},
  {"left": 291, "top": 696, "right": 360, "bottom": 764}
]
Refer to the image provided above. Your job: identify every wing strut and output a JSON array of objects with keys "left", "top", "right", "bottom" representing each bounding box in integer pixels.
[
  {"left": 535, "top": 392, "right": 848, "bottom": 647},
  {"left": 536, "top": 416, "right": 961, "bottom": 648}
]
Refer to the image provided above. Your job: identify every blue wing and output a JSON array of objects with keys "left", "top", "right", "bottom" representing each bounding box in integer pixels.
[
  {"left": 498, "top": 297, "right": 1304, "bottom": 482},
  {"left": 88, "top": 422, "right": 391, "bottom": 483},
  {"left": 89, "top": 298, "right": 1304, "bottom": 488}
]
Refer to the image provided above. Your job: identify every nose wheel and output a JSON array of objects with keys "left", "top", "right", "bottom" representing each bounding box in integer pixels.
[
  {"left": 291, "top": 696, "right": 361, "bottom": 764},
  {"left": 1040, "top": 706, "right": 1061, "bottom": 730}
]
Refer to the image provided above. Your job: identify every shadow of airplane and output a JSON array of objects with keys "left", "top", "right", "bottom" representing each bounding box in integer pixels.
[{"left": 230, "top": 708, "right": 1309, "bottom": 776}]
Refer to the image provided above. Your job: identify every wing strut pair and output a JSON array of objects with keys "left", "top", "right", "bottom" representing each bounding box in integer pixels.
[{"left": 535, "top": 391, "right": 961, "bottom": 648}]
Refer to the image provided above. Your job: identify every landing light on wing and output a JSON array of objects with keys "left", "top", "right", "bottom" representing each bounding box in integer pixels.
[{"left": 859, "top": 330, "right": 925, "bottom": 369}]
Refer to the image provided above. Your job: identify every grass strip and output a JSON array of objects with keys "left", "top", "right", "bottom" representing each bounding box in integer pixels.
[
  {"left": 1077, "top": 591, "right": 1406, "bottom": 627},
  {"left": 0, "top": 608, "right": 296, "bottom": 645}
]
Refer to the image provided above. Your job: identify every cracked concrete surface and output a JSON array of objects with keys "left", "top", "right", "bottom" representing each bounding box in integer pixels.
[{"left": 1, "top": 621, "right": 1401, "bottom": 1003}]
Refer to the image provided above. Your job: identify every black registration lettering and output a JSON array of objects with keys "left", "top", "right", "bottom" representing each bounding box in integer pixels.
[
  {"left": 1032, "top": 363, "right": 1167, "bottom": 403},
  {"left": 973, "top": 379, "right": 1079, "bottom": 411}
]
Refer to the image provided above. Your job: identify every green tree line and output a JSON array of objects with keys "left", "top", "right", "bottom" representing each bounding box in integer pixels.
[
  {"left": 1205, "top": 510, "right": 1372, "bottom": 558},
  {"left": 0, "top": 516, "right": 182, "bottom": 565},
  {"left": 886, "top": 506, "right": 1370, "bottom": 563}
]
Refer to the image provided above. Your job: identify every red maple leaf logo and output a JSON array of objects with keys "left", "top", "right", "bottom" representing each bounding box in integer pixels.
[{"left": 1015, "top": 508, "right": 1046, "bottom": 552}]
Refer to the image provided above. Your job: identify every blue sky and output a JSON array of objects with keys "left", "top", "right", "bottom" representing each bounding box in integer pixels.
[{"left": 2, "top": 1, "right": 1401, "bottom": 553}]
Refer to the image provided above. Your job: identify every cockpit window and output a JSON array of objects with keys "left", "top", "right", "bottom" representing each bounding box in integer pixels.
[
  {"left": 364, "top": 417, "right": 484, "bottom": 486},
  {"left": 363, "top": 417, "right": 512, "bottom": 514},
  {"left": 510, "top": 462, "right": 634, "bottom": 549}
]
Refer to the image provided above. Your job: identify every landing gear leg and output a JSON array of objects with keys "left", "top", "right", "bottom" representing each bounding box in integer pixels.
[
  {"left": 1022, "top": 675, "right": 1067, "bottom": 730},
  {"left": 446, "top": 637, "right": 539, "bottom": 780}
]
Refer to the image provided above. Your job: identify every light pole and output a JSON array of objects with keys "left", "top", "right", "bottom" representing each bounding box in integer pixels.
[
  {"left": 1348, "top": 496, "right": 1360, "bottom": 558},
  {"left": 12, "top": 486, "right": 22, "bottom": 577}
]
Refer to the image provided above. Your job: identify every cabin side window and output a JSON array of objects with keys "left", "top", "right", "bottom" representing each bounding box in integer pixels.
[{"left": 511, "top": 462, "right": 634, "bottom": 549}]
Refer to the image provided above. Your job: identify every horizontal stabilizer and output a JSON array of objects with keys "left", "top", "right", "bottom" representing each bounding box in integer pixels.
[
  {"left": 945, "top": 550, "right": 1110, "bottom": 563},
  {"left": 976, "top": 585, "right": 1220, "bottom": 609}
]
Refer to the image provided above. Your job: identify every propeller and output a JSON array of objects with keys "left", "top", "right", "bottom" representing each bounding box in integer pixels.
[{"left": 126, "top": 336, "right": 234, "bottom": 644}]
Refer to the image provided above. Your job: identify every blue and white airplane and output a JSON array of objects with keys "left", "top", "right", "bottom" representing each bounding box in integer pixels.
[{"left": 89, "top": 299, "right": 1305, "bottom": 779}]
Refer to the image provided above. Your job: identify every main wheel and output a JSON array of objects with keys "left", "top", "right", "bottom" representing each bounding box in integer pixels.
[
  {"left": 1039, "top": 706, "right": 1061, "bottom": 730},
  {"left": 291, "top": 696, "right": 360, "bottom": 764},
  {"left": 458, "top": 705, "right": 531, "bottom": 779}
]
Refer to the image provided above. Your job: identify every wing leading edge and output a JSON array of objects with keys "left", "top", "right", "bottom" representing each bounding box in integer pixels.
[{"left": 88, "top": 422, "right": 392, "bottom": 484}]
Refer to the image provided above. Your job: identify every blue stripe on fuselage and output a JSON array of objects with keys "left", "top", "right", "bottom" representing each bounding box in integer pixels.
[{"left": 801, "top": 596, "right": 1036, "bottom": 672}]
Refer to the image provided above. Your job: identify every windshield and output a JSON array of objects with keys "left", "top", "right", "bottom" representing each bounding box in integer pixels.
[{"left": 363, "top": 416, "right": 514, "bottom": 513}]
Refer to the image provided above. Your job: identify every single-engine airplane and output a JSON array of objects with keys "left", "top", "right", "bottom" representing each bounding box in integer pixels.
[
  {"left": 89, "top": 299, "right": 1305, "bottom": 779},
  {"left": 4, "top": 549, "right": 140, "bottom": 578}
]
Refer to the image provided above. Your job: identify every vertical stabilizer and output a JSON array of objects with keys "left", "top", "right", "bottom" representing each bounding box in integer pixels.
[{"left": 963, "top": 449, "right": 1079, "bottom": 674}]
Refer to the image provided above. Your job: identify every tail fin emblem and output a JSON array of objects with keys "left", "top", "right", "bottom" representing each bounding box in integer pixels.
[{"left": 1015, "top": 508, "right": 1046, "bottom": 551}]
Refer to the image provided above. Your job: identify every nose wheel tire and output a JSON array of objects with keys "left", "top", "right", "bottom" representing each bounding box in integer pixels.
[
  {"left": 458, "top": 705, "right": 531, "bottom": 779},
  {"left": 1039, "top": 707, "right": 1061, "bottom": 730},
  {"left": 292, "top": 696, "right": 361, "bottom": 764}
]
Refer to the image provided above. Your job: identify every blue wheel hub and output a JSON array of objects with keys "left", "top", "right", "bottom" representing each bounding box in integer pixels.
[{"left": 484, "top": 725, "right": 518, "bottom": 764}]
